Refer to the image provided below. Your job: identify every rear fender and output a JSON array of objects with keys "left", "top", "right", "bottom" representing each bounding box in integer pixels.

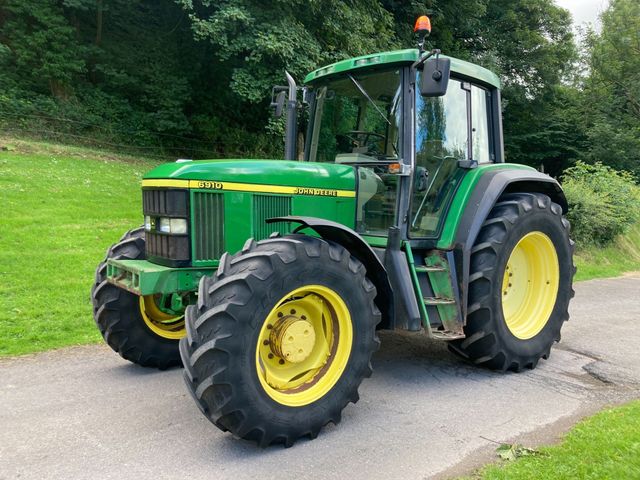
[{"left": 452, "top": 169, "right": 568, "bottom": 320}]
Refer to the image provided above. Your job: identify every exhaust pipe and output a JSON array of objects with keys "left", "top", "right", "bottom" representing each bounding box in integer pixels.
[{"left": 284, "top": 70, "right": 297, "bottom": 161}]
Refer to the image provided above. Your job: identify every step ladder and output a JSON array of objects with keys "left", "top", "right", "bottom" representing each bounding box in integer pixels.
[{"left": 406, "top": 246, "right": 465, "bottom": 340}]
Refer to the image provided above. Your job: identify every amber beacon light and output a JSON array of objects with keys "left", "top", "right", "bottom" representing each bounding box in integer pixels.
[{"left": 414, "top": 15, "right": 432, "bottom": 35}]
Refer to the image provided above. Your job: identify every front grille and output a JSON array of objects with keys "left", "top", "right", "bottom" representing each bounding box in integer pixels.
[
  {"left": 143, "top": 189, "right": 190, "bottom": 266},
  {"left": 253, "top": 195, "right": 291, "bottom": 240},
  {"left": 143, "top": 189, "right": 188, "bottom": 216},
  {"left": 145, "top": 232, "right": 190, "bottom": 263},
  {"left": 192, "top": 191, "right": 224, "bottom": 261}
]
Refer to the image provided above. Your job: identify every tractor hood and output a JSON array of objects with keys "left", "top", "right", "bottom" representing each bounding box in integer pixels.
[{"left": 143, "top": 159, "right": 356, "bottom": 193}]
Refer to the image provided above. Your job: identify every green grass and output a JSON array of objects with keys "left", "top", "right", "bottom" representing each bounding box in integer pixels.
[
  {"left": 0, "top": 140, "right": 158, "bottom": 356},
  {"left": 574, "top": 223, "right": 640, "bottom": 281},
  {"left": 0, "top": 138, "right": 639, "bottom": 356},
  {"left": 469, "top": 400, "right": 640, "bottom": 479}
]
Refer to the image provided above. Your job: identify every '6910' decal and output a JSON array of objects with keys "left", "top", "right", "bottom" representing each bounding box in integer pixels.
[{"left": 195, "top": 181, "right": 224, "bottom": 190}]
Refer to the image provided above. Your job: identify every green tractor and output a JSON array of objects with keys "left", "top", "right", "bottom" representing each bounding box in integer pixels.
[{"left": 92, "top": 17, "right": 575, "bottom": 447}]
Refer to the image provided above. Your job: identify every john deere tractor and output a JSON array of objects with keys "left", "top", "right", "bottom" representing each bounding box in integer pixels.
[{"left": 92, "top": 16, "right": 575, "bottom": 447}]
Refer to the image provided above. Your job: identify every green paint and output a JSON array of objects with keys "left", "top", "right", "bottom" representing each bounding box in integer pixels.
[
  {"left": 423, "top": 252, "right": 458, "bottom": 331},
  {"left": 187, "top": 188, "right": 356, "bottom": 268},
  {"left": 361, "top": 235, "right": 388, "bottom": 247},
  {"left": 144, "top": 159, "right": 357, "bottom": 191},
  {"left": 304, "top": 48, "right": 500, "bottom": 89},
  {"left": 436, "top": 163, "right": 534, "bottom": 249},
  {"left": 106, "top": 259, "right": 216, "bottom": 296},
  {"left": 404, "top": 243, "right": 431, "bottom": 331}
]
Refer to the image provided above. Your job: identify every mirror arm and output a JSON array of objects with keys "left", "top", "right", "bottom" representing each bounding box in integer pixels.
[{"left": 411, "top": 48, "right": 440, "bottom": 71}]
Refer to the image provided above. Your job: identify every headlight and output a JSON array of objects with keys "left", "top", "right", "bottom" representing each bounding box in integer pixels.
[
  {"left": 144, "top": 215, "right": 152, "bottom": 231},
  {"left": 153, "top": 216, "right": 187, "bottom": 234},
  {"left": 169, "top": 218, "right": 188, "bottom": 234},
  {"left": 158, "top": 217, "right": 171, "bottom": 233}
]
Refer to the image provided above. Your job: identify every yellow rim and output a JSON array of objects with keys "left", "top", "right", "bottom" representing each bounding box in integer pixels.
[
  {"left": 501, "top": 231, "right": 560, "bottom": 340},
  {"left": 255, "top": 285, "right": 353, "bottom": 407},
  {"left": 139, "top": 295, "right": 185, "bottom": 340}
]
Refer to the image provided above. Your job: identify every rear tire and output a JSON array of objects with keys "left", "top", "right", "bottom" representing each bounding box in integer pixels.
[
  {"left": 180, "top": 234, "right": 380, "bottom": 447},
  {"left": 91, "top": 228, "right": 183, "bottom": 369},
  {"left": 449, "top": 193, "right": 576, "bottom": 371}
]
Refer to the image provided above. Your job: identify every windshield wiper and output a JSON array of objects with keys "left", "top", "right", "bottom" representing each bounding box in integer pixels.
[{"left": 348, "top": 74, "right": 391, "bottom": 126}]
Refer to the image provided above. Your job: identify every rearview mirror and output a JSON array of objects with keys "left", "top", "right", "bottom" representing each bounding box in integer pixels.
[
  {"left": 420, "top": 57, "right": 450, "bottom": 97},
  {"left": 271, "top": 90, "right": 287, "bottom": 118}
]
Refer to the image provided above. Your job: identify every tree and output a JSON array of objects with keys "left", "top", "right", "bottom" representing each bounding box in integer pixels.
[
  {"left": 0, "top": 1, "right": 86, "bottom": 98},
  {"left": 582, "top": 0, "right": 640, "bottom": 176},
  {"left": 477, "top": 0, "right": 578, "bottom": 173}
]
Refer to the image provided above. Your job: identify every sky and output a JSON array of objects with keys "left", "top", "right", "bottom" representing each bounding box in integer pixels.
[{"left": 555, "top": 0, "right": 609, "bottom": 31}]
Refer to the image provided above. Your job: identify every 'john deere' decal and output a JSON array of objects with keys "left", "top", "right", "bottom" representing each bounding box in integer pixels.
[{"left": 294, "top": 187, "right": 338, "bottom": 197}]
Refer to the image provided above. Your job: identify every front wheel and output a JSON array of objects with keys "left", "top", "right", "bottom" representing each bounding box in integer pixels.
[
  {"left": 449, "top": 193, "right": 576, "bottom": 371},
  {"left": 91, "top": 228, "right": 185, "bottom": 369},
  {"left": 180, "top": 235, "right": 380, "bottom": 447}
]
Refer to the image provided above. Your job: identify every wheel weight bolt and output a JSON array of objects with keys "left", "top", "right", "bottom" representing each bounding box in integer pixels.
[
  {"left": 268, "top": 353, "right": 274, "bottom": 359},
  {"left": 263, "top": 340, "right": 269, "bottom": 345},
  {"left": 279, "top": 359, "right": 285, "bottom": 365}
]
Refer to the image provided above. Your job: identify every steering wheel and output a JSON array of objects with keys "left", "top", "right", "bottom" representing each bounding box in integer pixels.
[{"left": 344, "top": 130, "right": 386, "bottom": 154}]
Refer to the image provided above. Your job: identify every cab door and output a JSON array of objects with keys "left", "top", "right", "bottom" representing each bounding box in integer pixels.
[{"left": 410, "top": 76, "right": 495, "bottom": 239}]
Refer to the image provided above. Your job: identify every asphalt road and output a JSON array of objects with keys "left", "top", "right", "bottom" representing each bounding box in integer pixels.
[{"left": 2, "top": 274, "right": 639, "bottom": 480}]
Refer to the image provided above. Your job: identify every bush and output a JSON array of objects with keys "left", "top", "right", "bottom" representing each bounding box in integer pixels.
[{"left": 562, "top": 161, "right": 640, "bottom": 247}]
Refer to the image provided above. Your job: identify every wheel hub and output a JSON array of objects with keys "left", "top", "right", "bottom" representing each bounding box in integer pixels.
[
  {"left": 501, "top": 231, "right": 559, "bottom": 340},
  {"left": 270, "top": 316, "right": 316, "bottom": 363}
]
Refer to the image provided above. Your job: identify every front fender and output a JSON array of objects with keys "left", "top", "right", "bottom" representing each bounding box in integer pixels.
[{"left": 267, "top": 216, "right": 394, "bottom": 329}]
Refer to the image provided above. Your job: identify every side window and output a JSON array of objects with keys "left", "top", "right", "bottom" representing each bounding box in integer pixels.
[
  {"left": 411, "top": 78, "right": 496, "bottom": 238},
  {"left": 471, "top": 85, "right": 492, "bottom": 163},
  {"left": 411, "top": 79, "right": 468, "bottom": 237}
]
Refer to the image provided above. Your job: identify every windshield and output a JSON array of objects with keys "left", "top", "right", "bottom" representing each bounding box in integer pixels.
[{"left": 307, "top": 68, "right": 402, "bottom": 164}]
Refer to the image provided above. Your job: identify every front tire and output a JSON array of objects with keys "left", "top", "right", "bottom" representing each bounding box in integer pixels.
[
  {"left": 91, "top": 228, "right": 184, "bottom": 369},
  {"left": 449, "top": 193, "right": 576, "bottom": 371},
  {"left": 180, "top": 235, "right": 380, "bottom": 447}
]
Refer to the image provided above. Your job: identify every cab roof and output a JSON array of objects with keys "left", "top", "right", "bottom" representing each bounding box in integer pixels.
[{"left": 304, "top": 48, "right": 501, "bottom": 89}]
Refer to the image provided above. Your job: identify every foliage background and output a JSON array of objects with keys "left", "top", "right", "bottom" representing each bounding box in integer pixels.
[{"left": 0, "top": 0, "right": 639, "bottom": 245}]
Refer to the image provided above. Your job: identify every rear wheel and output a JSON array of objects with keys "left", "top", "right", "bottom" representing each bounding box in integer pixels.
[
  {"left": 91, "top": 228, "right": 185, "bottom": 368},
  {"left": 449, "top": 193, "right": 575, "bottom": 371},
  {"left": 180, "top": 235, "right": 380, "bottom": 447}
]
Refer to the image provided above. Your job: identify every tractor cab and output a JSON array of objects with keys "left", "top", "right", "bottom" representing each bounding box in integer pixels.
[{"left": 300, "top": 49, "right": 502, "bottom": 241}]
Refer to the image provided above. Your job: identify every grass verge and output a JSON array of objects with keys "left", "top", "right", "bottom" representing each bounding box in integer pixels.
[
  {"left": 574, "top": 223, "right": 640, "bottom": 281},
  {"left": 0, "top": 143, "right": 157, "bottom": 356},
  {"left": 469, "top": 400, "right": 640, "bottom": 479}
]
